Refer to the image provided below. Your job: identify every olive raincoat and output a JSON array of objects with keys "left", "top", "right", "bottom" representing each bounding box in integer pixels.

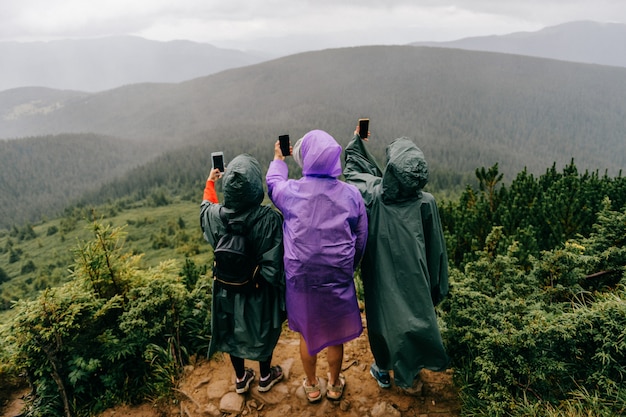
[
  {"left": 344, "top": 134, "right": 449, "bottom": 388},
  {"left": 200, "top": 154, "right": 285, "bottom": 361},
  {"left": 267, "top": 130, "right": 368, "bottom": 355}
]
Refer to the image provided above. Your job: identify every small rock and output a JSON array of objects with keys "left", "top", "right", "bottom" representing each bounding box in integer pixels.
[
  {"left": 206, "top": 379, "right": 231, "bottom": 400},
  {"left": 371, "top": 401, "right": 401, "bottom": 417},
  {"left": 250, "top": 382, "right": 289, "bottom": 405},
  {"left": 340, "top": 399, "right": 351, "bottom": 412},
  {"left": 203, "top": 403, "right": 221, "bottom": 417},
  {"left": 219, "top": 392, "right": 244, "bottom": 414}
]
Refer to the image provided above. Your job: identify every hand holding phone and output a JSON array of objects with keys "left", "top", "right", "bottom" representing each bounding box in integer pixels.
[
  {"left": 279, "top": 134, "right": 291, "bottom": 156},
  {"left": 358, "top": 118, "right": 369, "bottom": 139},
  {"left": 211, "top": 152, "right": 225, "bottom": 173}
]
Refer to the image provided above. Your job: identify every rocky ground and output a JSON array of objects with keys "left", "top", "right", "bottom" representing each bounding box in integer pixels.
[{"left": 2, "top": 314, "right": 460, "bottom": 417}]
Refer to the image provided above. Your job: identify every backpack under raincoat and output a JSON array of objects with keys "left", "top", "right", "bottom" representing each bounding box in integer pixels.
[{"left": 201, "top": 154, "right": 285, "bottom": 361}]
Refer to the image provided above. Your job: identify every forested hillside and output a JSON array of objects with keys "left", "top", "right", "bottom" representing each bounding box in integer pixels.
[
  {"left": 2, "top": 45, "right": 625, "bottom": 230},
  {"left": 1, "top": 47, "right": 624, "bottom": 177},
  {"left": 0, "top": 134, "right": 164, "bottom": 228}
]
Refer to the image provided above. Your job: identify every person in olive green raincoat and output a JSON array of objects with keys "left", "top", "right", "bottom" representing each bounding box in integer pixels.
[
  {"left": 200, "top": 154, "right": 286, "bottom": 394},
  {"left": 343, "top": 127, "right": 450, "bottom": 391}
]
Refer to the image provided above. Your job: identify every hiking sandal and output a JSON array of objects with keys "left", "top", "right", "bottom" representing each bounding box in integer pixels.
[
  {"left": 302, "top": 377, "right": 322, "bottom": 403},
  {"left": 326, "top": 373, "right": 346, "bottom": 401}
]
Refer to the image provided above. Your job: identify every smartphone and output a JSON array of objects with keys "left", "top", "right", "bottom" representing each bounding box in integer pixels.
[
  {"left": 279, "top": 134, "right": 291, "bottom": 156},
  {"left": 211, "top": 151, "right": 225, "bottom": 172},
  {"left": 359, "top": 118, "right": 369, "bottom": 139}
]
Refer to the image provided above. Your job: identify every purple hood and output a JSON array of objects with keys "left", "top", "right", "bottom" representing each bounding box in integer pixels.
[{"left": 299, "top": 130, "right": 343, "bottom": 178}]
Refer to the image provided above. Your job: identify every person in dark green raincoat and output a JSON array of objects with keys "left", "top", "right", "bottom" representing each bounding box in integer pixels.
[
  {"left": 200, "top": 154, "right": 286, "bottom": 394},
  {"left": 343, "top": 125, "right": 450, "bottom": 392}
]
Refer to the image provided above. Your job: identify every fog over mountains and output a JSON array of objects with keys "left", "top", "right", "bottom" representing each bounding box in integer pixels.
[
  {"left": 412, "top": 21, "right": 626, "bottom": 68},
  {"left": 0, "top": 36, "right": 270, "bottom": 92},
  {"left": 1, "top": 21, "right": 625, "bottom": 93}
]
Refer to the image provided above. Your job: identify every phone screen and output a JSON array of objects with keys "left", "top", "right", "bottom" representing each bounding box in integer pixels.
[
  {"left": 279, "top": 134, "right": 291, "bottom": 156},
  {"left": 359, "top": 118, "right": 369, "bottom": 139},
  {"left": 212, "top": 153, "right": 225, "bottom": 172}
]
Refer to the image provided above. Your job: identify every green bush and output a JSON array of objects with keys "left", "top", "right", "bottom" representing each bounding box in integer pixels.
[
  {"left": 441, "top": 201, "right": 626, "bottom": 416},
  {"left": 0, "top": 221, "right": 212, "bottom": 417}
]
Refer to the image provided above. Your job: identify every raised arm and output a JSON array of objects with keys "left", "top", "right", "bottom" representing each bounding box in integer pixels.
[{"left": 344, "top": 132, "right": 383, "bottom": 206}]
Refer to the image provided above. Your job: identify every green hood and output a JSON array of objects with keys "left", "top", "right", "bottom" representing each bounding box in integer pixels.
[
  {"left": 223, "top": 154, "right": 264, "bottom": 212},
  {"left": 382, "top": 137, "right": 428, "bottom": 203}
]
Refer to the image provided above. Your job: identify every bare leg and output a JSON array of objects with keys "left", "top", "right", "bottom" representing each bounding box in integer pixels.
[
  {"left": 327, "top": 344, "right": 344, "bottom": 386},
  {"left": 300, "top": 335, "right": 318, "bottom": 387}
]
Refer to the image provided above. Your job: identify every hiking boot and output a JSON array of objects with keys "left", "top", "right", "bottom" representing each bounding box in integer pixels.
[
  {"left": 258, "top": 365, "right": 284, "bottom": 392},
  {"left": 235, "top": 368, "right": 255, "bottom": 394},
  {"left": 370, "top": 363, "right": 391, "bottom": 388},
  {"left": 401, "top": 374, "right": 424, "bottom": 396}
]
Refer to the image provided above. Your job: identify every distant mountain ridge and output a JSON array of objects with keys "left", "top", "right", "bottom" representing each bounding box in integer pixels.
[
  {"left": 1, "top": 45, "right": 626, "bottom": 227},
  {"left": 1, "top": 45, "right": 624, "bottom": 173},
  {"left": 412, "top": 21, "right": 626, "bottom": 68},
  {"left": 2, "top": 21, "right": 625, "bottom": 94},
  {"left": 0, "top": 36, "right": 270, "bottom": 92}
]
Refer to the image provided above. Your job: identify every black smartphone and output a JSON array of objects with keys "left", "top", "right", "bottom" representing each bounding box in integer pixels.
[
  {"left": 211, "top": 151, "right": 225, "bottom": 172},
  {"left": 359, "top": 118, "right": 369, "bottom": 139},
  {"left": 279, "top": 134, "right": 291, "bottom": 156}
]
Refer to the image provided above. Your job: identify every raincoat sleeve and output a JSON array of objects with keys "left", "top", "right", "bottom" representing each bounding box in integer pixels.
[
  {"left": 200, "top": 181, "right": 223, "bottom": 248},
  {"left": 421, "top": 192, "right": 449, "bottom": 306},
  {"left": 266, "top": 159, "right": 288, "bottom": 206},
  {"left": 344, "top": 134, "right": 383, "bottom": 206}
]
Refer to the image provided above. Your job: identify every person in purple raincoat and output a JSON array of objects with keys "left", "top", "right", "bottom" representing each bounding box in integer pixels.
[{"left": 266, "top": 129, "right": 368, "bottom": 403}]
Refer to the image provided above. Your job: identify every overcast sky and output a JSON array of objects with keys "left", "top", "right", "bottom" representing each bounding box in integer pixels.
[{"left": 1, "top": 0, "right": 625, "bottom": 55}]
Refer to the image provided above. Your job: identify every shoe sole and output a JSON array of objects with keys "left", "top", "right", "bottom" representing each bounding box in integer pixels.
[
  {"left": 257, "top": 374, "right": 284, "bottom": 392},
  {"left": 236, "top": 375, "right": 254, "bottom": 394},
  {"left": 235, "top": 383, "right": 252, "bottom": 394},
  {"left": 370, "top": 368, "right": 391, "bottom": 388}
]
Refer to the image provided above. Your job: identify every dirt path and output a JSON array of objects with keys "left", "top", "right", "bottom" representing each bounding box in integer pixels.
[{"left": 2, "top": 315, "right": 460, "bottom": 417}]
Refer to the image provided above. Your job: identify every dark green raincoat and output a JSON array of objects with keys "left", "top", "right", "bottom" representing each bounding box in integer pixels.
[
  {"left": 344, "top": 135, "right": 449, "bottom": 388},
  {"left": 200, "top": 154, "right": 286, "bottom": 361}
]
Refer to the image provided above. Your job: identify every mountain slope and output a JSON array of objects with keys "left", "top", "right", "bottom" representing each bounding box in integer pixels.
[
  {"left": 0, "top": 133, "right": 160, "bottom": 228},
  {"left": 2, "top": 45, "right": 625, "bottom": 176},
  {"left": 1, "top": 45, "right": 625, "bottom": 228},
  {"left": 0, "top": 36, "right": 269, "bottom": 92},
  {"left": 412, "top": 21, "right": 626, "bottom": 68}
]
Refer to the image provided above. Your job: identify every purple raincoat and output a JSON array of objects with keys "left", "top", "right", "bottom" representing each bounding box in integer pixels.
[{"left": 267, "top": 130, "right": 368, "bottom": 355}]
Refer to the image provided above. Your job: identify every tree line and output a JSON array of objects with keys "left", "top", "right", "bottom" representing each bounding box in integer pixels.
[{"left": 440, "top": 161, "right": 625, "bottom": 270}]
